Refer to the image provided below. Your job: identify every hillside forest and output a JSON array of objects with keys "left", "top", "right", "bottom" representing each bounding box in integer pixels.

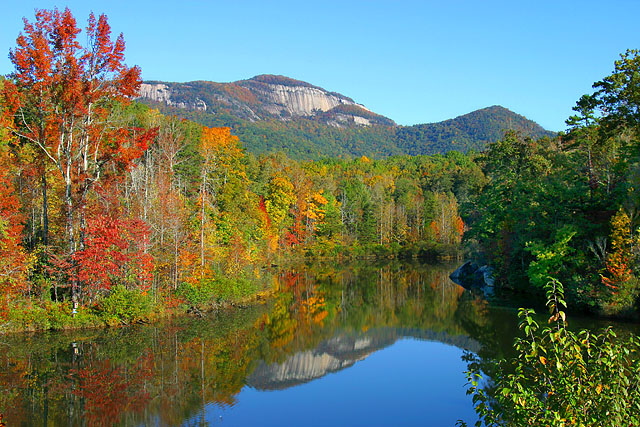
[
  {"left": 143, "top": 90, "right": 554, "bottom": 160},
  {"left": 0, "top": 8, "right": 639, "bottom": 333}
]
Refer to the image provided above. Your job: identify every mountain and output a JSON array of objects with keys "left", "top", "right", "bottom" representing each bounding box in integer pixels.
[
  {"left": 140, "top": 75, "right": 395, "bottom": 127},
  {"left": 395, "top": 106, "right": 556, "bottom": 155},
  {"left": 137, "top": 75, "right": 555, "bottom": 159}
]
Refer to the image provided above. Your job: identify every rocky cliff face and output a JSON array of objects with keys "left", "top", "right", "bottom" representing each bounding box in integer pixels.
[
  {"left": 139, "top": 83, "right": 171, "bottom": 103},
  {"left": 139, "top": 83, "right": 208, "bottom": 111},
  {"left": 248, "top": 83, "right": 357, "bottom": 117},
  {"left": 137, "top": 75, "right": 387, "bottom": 127}
]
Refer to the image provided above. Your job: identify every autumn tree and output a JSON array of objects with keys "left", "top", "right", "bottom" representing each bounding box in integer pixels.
[
  {"left": 197, "top": 126, "right": 244, "bottom": 274},
  {"left": 128, "top": 112, "right": 193, "bottom": 292},
  {"left": 429, "top": 192, "right": 464, "bottom": 245},
  {"left": 600, "top": 208, "right": 639, "bottom": 313},
  {"left": 264, "top": 173, "right": 296, "bottom": 248},
  {"left": 0, "top": 110, "right": 30, "bottom": 312},
  {"left": 3, "top": 8, "right": 153, "bottom": 302}
]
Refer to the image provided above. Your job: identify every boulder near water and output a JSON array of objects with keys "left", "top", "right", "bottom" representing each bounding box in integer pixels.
[{"left": 450, "top": 261, "right": 495, "bottom": 297}]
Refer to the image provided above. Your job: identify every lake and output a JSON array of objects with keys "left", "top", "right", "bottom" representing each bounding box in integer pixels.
[{"left": 1, "top": 260, "right": 634, "bottom": 426}]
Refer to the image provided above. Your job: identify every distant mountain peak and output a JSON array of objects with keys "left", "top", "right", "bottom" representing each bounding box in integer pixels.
[
  {"left": 243, "top": 74, "right": 320, "bottom": 89},
  {"left": 394, "top": 104, "right": 555, "bottom": 156},
  {"left": 138, "top": 74, "right": 383, "bottom": 125},
  {"left": 137, "top": 75, "right": 554, "bottom": 160}
]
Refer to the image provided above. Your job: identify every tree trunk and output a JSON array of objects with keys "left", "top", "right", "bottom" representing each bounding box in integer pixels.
[
  {"left": 65, "top": 177, "right": 78, "bottom": 308},
  {"left": 41, "top": 170, "right": 49, "bottom": 246},
  {"left": 174, "top": 227, "right": 179, "bottom": 290},
  {"left": 200, "top": 174, "right": 206, "bottom": 276}
]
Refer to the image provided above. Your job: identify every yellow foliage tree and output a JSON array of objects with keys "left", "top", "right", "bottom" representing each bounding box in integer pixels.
[
  {"left": 265, "top": 174, "right": 295, "bottom": 228},
  {"left": 197, "top": 126, "right": 244, "bottom": 275}
]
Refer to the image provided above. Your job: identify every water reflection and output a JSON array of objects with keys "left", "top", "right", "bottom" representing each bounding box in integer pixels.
[{"left": 0, "top": 260, "right": 571, "bottom": 425}]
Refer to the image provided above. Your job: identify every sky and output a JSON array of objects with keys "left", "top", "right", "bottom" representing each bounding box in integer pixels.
[{"left": 1, "top": 0, "right": 639, "bottom": 132}]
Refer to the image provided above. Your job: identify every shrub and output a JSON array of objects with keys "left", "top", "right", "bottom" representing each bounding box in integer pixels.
[
  {"left": 461, "top": 279, "right": 640, "bottom": 426},
  {"left": 96, "top": 285, "right": 153, "bottom": 325},
  {"left": 215, "top": 276, "right": 257, "bottom": 300},
  {"left": 5, "top": 300, "right": 103, "bottom": 332},
  {"left": 176, "top": 274, "right": 259, "bottom": 307},
  {"left": 7, "top": 301, "right": 50, "bottom": 331},
  {"left": 176, "top": 280, "right": 216, "bottom": 307}
]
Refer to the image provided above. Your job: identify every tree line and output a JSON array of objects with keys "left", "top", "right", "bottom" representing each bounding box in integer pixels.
[{"left": 466, "top": 49, "right": 640, "bottom": 317}]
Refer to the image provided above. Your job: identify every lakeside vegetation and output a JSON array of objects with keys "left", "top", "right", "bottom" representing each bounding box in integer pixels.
[
  {"left": 461, "top": 280, "right": 640, "bottom": 426},
  {"left": 458, "top": 49, "right": 640, "bottom": 425}
]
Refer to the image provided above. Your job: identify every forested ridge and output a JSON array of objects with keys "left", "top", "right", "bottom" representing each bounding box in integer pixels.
[{"left": 139, "top": 82, "right": 554, "bottom": 160}]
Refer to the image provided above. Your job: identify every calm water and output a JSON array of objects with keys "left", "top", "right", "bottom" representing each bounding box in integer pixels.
[{"left": 1, "top": 261, "right": 636, "bottom": 426}]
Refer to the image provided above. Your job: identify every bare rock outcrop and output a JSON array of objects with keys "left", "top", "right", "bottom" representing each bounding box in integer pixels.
[
  {"left": 450, "top": 261, "right": 495, "bottom": 297},
  {"left": 138, "top": 83, "right": 207, "bottom": 111},
  {"left": 136, "top": 76, "right": 381, "bottom": 125},
  {"left": 254, "top": 84, "right": 355, "bottom": 117}
]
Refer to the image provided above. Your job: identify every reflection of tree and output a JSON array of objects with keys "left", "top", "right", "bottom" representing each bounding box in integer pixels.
[
  {"left": 0, "top": 304, "right": 269, "bottom": 425},
  {"left": 310, "top": 261, "right": 470, "bottom": 335},
  {"left": 71, "top": 354, "right": 153, "bottom": 426},
  {"left": 263, "top": 294, "right": 297, "bottom": 351},
  {"left": 0, "top": 260, "right": 534, "bottom": 425}
]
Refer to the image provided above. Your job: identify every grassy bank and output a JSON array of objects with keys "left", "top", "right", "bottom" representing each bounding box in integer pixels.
[{"left": 2, "top": 276, "right": 276, "bottom": 334}]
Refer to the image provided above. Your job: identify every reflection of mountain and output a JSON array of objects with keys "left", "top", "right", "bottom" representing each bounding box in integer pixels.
[
  {"left": 247, "top": 327, "right": 480, "bottom": 391},
  {"left": 247, "top": 330, "right": 396, "bottom": 390},
  {"left": 247, "top": 351, "right": 363, "bottom": 390}
]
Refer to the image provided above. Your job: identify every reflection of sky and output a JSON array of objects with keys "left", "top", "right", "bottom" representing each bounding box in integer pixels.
[{"left": 188, "top": 338, "right": 477, "bottom": 426}]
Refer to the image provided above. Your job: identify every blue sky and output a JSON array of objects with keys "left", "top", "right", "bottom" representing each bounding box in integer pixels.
[{"left": 2, "top": 0, "right": 639, "bottom": 131}]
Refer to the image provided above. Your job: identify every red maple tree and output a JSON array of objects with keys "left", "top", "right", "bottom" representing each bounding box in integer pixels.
[{"left": 3, "top": 8, "right": 155, "bottom": 301}]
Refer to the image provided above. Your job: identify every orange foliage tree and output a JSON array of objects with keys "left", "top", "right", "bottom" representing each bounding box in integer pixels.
[
  {"left": 601, "top": 208, "right": 639, "bottom": 311},
  {"left": 3, "top": 8, "right": 154, "bottom": 301},
  {"left": 0, "top": 118, "right": 29, "bottom": 313}
]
